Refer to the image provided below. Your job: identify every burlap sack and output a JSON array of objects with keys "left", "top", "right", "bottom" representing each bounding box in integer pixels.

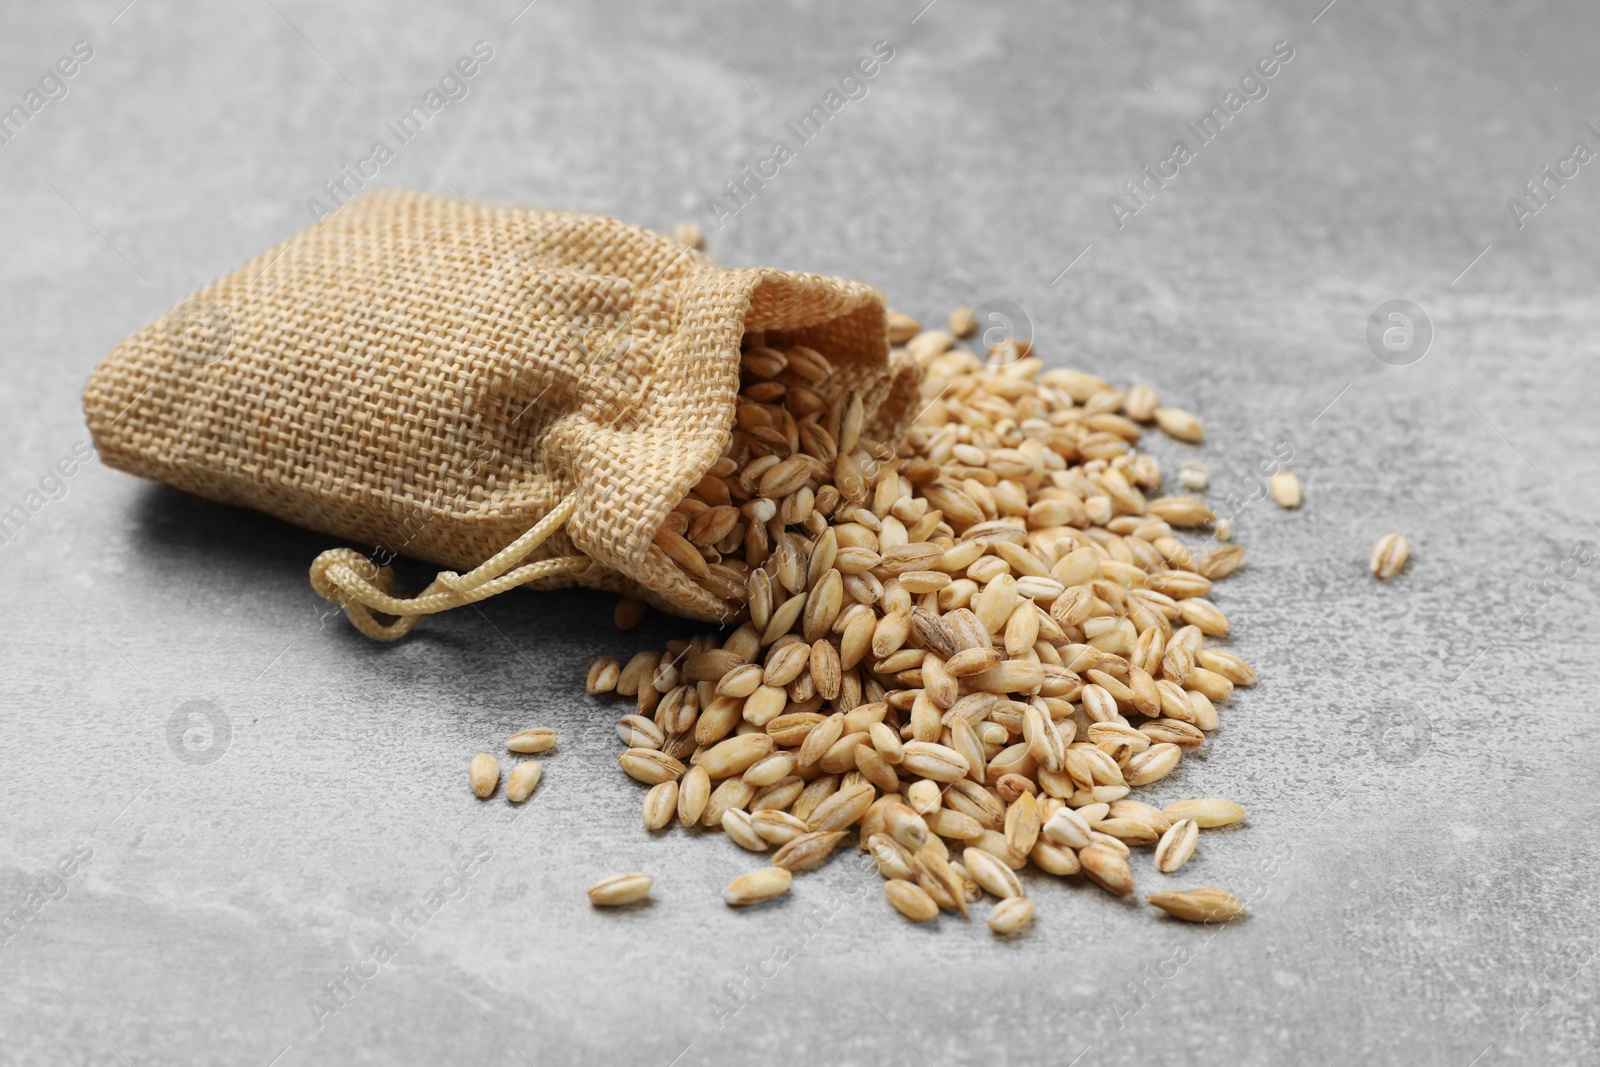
[{"left": 83, "top": 189, "right": 920, "bottom": 639}]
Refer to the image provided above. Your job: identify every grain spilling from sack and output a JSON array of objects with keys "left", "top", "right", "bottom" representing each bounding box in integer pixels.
[{"left": 586, "top": 314, "right": 1253, "bottom": 930}]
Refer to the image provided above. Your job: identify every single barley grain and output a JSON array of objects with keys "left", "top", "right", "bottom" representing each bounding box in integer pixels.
[
  {"left": 885, "top": 878, "right": 940, "bottom": 922},
  {"left": 1179, "top": 460, "right": 1210, "bottom": 491},
  {"left": 1154, "top": 407, "right": 1203, "bottom": 443},
  {"left": 1030, "top": 839, "right": 1080, "bottom": 876},
  {"left": 1124, "top": 384, "right": 1159, "bottom": 422},
  {"left": 751, "top": 810, "right": 809, "bottom": 846},
  {"left": 1079, "top": 844, "right": 1135, "bottom": 896},
  {"left": 1042, "top": 808, "right": 1092, "bottom": 850},
  {"left": 869, "top": 836, "right": 916, "bottom": 881},
  {"left": 1125, "top": 744, "right": 1181, "bottom": 786},
  {"left": 618, "top": 749, "right": 685, "bottom": 785},
  {"left": 1154, "top": 818, "right": 1199, "bottom": 873},
  {"left": 948, "top": 306, "right": 977, "bottom": 338},
  {"left": 1370, "top": 532, "right": 1411, "bottom": 580},
  {"left": 1148, "top": 496, "right": 1216, "bottom": 528},
  {"left": 807, "top": 782, "right": 875, "bottom": 833},
  {"left": 616, "top": 715, "right": 663, "bottom": 749},
  {"left": 505, "top": 761, "right": 543, "bottom": 804},
  {"left": 1197, "top": 545, "right": 1245, "bottom": 580},
  {"left": 589, "top": 873, "right": 653, "bottom": 907},
  {"left": 643, "top": 781, "right": 678, "bottom": 830},
  {"left": 469, "top": 754, "right": 499, "bottom": 798},
  {"left": 885, "top": 803, "right": 930, "bottom": 850},
  {"left": 1147, "top": 886, "right": 1245, "bottom": 922},
  {"left": 1004, "top": 792, "right": 1042, "bottom": 856},
  {"left": 1196, "top": 649, "right": 1257, "bottom": 686},
  {"left": 907, "top": 779, "right": 942, "bottom": 815},
  {"left": 1269, "top": 470, "right": 1302, "bottom": 509},
  {"left": 1096, "top": 818, "right": 1160, "bottom": 847},
  {"left": 887, "top": 311, "right": 921, "bottom": 345},
  {"left": 585, "top": 658, "right": 621, "bottom": 694},
  {"left": 900, "top": 742, "right": 970, "bottom": 782},
  {"left": 773, "top": 830, "right": 848, "bottom": 871},
  {"left": 722, "top": 809, "right": 769, "bottom": 851},
  {"left": 988, "top": 896, "right": 1035, "bottom": 935},
  {"left": 700, "top": 733, "right": 776, "bottom": 779},
  {"left": 962, "top": 847, "right": 1024, "bottom": 900},
  {"left": 613, "top": 597, "right": 647, "bottom": 630},
  {"left": 1163, "top": 797, "right": 1245, "bottom": 827},
  {"left": 507, "top": 728, "right": 557, "bottom": 754},
  {"left": 724, "top": 867, "right": 793, "bottom": 906},
  {"left": 915, "top": 847, "right": 969, "bottom": 915}
]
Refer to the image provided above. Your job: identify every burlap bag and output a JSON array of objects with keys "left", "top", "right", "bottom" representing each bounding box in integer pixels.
[{"left": 83, "top": 189, "right": 920, "bottom": 639}]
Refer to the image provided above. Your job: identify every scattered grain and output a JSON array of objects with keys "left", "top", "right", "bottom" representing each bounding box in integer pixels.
[
  {"left": 1154, "top": 818, "right": 1199, "bottom": 873},
  {"left": 724, "top": 867, "right": 793, "bottom": 906},
  {"left": 948, "top": 306, "right": 977, "bottom": 338},
  {"left": 988, "top": 896, "right": 1035, "bottom": 935},
  {"left": 963, "top": 847, "right": 1024, "bottom": 900},
  {"left": 1146, "top": 886, "right": 1245, "bottom": 923},
  {"left": 643, "top": 781, "right": 678, "bottom": 830},
  {"left": 1269, "top": 470, "right": 1302, "bottom": 509},
  {"left": 1154, "top": 406, "right": 1203, "bottom": 443},
  {"left": 887, "top": 311, "right": 921, "bottom": 344},
  {"left": 885, "top": 878, "right": 940, "bottom": 922},
  {"left": 585, "top": 658, "right": 620, "bottom": 694},
  {"left": 565, "top": 312, "right": 1267, "bottom": 934},
  {"left": 469, "top": 754, "right": 499, "bottom": 799},
  {"left": 1079, "top": 844, "right": 1135, "bottom": 896},
  {"left": 589, "top": 873, "right": 653, "bottom": 906},
  {"left": 1370, "top": 532, "right": 1411, "bottom": 580},
  {"left": 1162, "top": 798, "right": 1245, "bottom": 828},
  {"left": 507, "top": 728, "right": 557, "bottom": 754},
  {"left": 505, "top": 761, "right": 543, "bottom": 804},
  {"left": 613, "top": 597, "right": 647, "bottom": 630}
]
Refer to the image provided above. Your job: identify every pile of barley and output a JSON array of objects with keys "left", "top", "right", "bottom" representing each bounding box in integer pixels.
[{"left": 583, "top": 309, "right": 1253, "bottom": 931}]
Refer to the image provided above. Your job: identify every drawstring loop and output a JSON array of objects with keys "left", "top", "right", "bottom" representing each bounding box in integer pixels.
[{"left": 309, "top": 493, "right": 586, "bottom": 641}]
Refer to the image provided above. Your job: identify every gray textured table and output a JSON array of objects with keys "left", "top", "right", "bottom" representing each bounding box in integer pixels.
[{"left": 4, "top": 2, "right": 1598, "bottom": 1064}]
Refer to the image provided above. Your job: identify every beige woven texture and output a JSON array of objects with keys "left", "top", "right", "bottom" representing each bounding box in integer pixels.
[{"left": 83, "top": 189, "right": 920, "bottom": 633}]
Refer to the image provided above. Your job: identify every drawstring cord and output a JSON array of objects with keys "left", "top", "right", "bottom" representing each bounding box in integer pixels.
[{"left": 308, "top": 493, "right": 587, "bottom": 641}]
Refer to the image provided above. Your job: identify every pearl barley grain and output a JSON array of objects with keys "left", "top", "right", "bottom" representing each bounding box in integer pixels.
[
  {"left": 469, "top": 753, "right": 499, "bottom": 798},
  {"left": 949, "top": 306, "right": 977, "bottom": 338},
  {"left": 505, "top": 761, "right": 543, "bottom": 803},
  {"left": 1269, "top": 470, "right": 1302, "bottom": 509},
  {"left": 589, "top": 873, "right": 653, "bottom": 907},
  {"left": 988, "top": 896, "right": 1035, "bottom": 935},
  {"left": 1147, "top": 887, "right": 1245, "bottom": 923},
  {"left": 613, "top": 597, "right": 647, "bottom": 630},
  {"left": 507, "top": 728, "right": 557, "bottom": 753},
  {"left": 724, "top": 867, "right": 792, "bottom": 906},
  {"left": 1370, "top": 532, "right": 1411, "bottom": 580}
]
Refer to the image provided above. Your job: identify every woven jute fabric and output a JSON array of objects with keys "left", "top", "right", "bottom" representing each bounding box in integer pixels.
[{"left": 83, "top": 189, "right": 920, "bottom": 624}]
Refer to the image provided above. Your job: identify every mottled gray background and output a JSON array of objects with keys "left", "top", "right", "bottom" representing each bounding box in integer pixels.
[{"left": 3, "top": 1, "right": 1598, "bottom": 1064}]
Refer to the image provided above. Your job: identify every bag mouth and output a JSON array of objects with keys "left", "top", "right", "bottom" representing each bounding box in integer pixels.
[{"left": 553, "top": 266, "right": 900, "bottom": 623}]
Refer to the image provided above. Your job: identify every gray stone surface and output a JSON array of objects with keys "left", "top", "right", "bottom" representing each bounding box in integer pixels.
[{"left": 3, "top": 1, "right": 1598, "bottom": 1064}]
